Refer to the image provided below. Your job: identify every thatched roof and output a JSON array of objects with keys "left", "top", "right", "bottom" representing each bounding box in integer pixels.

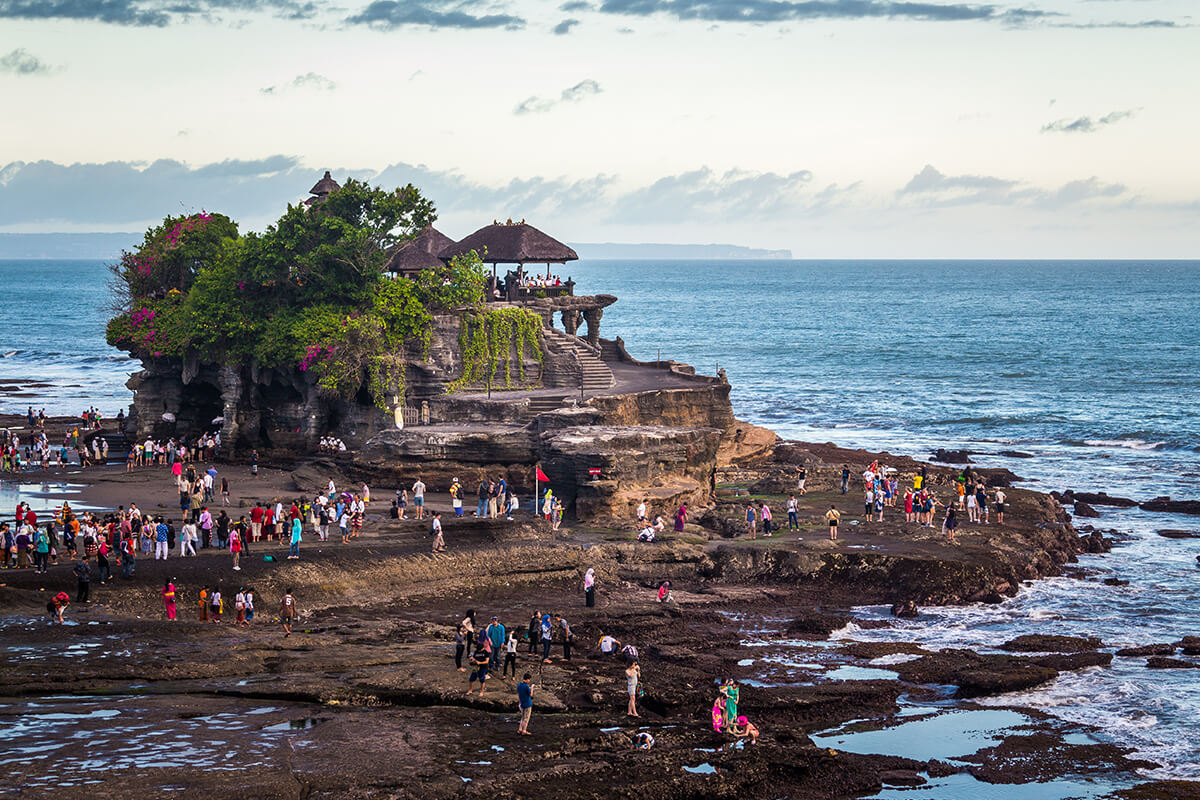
[
  {"left": 385, "top": 225, "right": 455, "bottom": 273},
  {"left": 309, "top": 171, "right": 341, "bottom": 197},
  {"left": 441, "top": 220, "right": 578, "bottom": 264}
]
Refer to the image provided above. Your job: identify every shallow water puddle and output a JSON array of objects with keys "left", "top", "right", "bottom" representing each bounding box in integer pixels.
[
  {"left": 683, "top": 762, "right": 717, "bottom": 774},
  {"left": 866, "top": 772, "right": 1121, "bottom": 799},
  {"left": 812, "top": 708, "right": 1028, "bottom": 761}
]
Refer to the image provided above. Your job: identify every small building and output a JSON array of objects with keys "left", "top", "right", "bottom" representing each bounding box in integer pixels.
[
  {"left": 305, "top": 171, "right": 341, "bottom": 205},
  {"left": 441, "top": 219, "right": 578, "bottom": 301},
  {"left": 385, "top": 225, "right": 455, "bottom": 279}
]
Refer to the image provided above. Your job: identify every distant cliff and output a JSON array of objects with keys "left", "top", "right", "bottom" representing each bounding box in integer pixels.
[{"left": 572, "top": 242, "right": 792, "bottom": 260}]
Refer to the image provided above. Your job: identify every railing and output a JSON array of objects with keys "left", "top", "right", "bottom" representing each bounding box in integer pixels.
[{"left": 501, "top": 281, "right": 575, "bottom": 302}]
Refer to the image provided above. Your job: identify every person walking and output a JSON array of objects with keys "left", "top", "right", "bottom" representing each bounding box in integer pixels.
[
  {"left": 162, "top": 580, "right": 177, "bottom": 620},
  {"left": 760, "top": 502, "right": 772, "bottom": 536},
  {"left": 786, "top": 495, "right": 799, "bottom": 531},
  {"left": 454, "top": 623, "right": 468, "bottom": 672},
  {"left": 994, "top": 489, "right": 1007, "bottom": 524},
  {"left": 840, "top": 467, "right": 850, "bottom": 494},
  {"left": 288, "top": 515, "right": 302, "bottom": 559},
  {"left": 154, "top": 517, "right": 170, "bottom": 560},
  {"left": 517, "top": 673, "right": 533, "bottom": 735},
  {"left": 583, "top": 567, "right": 596, "bottom": 607},
  {"left": 942, "top": 504, "right": 959, "bottom": 543},
  {"left": 503, "top": 631, "right": 518, "bottom": 678},
  {"left": 745, "top": 503, "right": 756, "bottom": 539},
  {"left": 430, "top": 512, "right": 444, "bottom": 553},
  {"left": 229, "top": 527, "right": 242, "bottom": 571},
  {"left": 540, "top": 614, "right": 554, "bottom": 664},
  {"left": 280, "top": 588, "right": 297, "bottom": 637},
  {"left": 73, "top": 557, "right": 91, "bottom": 603}
]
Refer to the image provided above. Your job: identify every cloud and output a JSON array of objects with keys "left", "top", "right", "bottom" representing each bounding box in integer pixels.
[
  {"left": 1041, "top": 109, "right": 1137, "bottom": 134},
  {"left": 553, "top": 16, "right": 579, "bottom": 32},
  {"left": 0, "top": 0, "right": 319, "bottom": 26},
  {"left": 514, "top": 78, "right": 602, "bottom": 115},
  {"left": 260, "top": 71, "right": 336, "bottom": 94},
  {"left": 560, "top": 0, "right": 591, "bottom": 8},
  {"left": 346, "top": 0, "right": 524, "bottom": 29},
  {"left": 899, "top": 164, "right": 1127, "bottom": 208},
  {"left": 592, "top": 0, "right": 1051, "bottom": 24},
  {"left": 0, "top": 48, "right": 54, "bottom": 75},
  {"left": 608, "top": 167, "right": 815, "bottom": 223}
]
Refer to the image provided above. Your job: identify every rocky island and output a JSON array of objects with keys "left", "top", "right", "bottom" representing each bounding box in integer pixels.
[{"left": 1, "top": 175, "right": 1196, "bottom": 799}]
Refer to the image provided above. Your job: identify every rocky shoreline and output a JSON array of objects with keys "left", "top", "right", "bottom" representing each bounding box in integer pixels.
[{"left": 4, "top": 429, "right": 1198, "bottom": 799}]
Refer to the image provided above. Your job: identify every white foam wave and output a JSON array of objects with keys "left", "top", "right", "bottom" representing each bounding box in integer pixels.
[{"left": 1083, "top": 439, "right": 1166, "bottom": 451}]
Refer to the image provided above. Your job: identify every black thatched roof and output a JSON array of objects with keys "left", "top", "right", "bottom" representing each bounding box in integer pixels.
[
  {"left": 441, "top": 220, "right": 578, "bottom": 264},
  {"left": 385, "top": 225, "right": 455, "bottom": 274},
  {"left": 309, "top": 171, "right": 341, "bottom": 196}
]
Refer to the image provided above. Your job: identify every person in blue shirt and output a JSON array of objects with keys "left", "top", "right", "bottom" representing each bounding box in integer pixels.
[
  {"left": 289, "top": 516, "right": 303, "bottom": 559},
  {"left": 155, "top": 518, "right": 170, "bottom": 560},
  {"left": 487, "top": 617, "right": 506, "bottom": 669},
  {"left": 517, "top": 673, "right": 533, "bottom": 735}
]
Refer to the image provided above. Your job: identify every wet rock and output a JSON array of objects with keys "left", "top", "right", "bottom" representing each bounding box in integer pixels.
[
  {"left": 999, "top": 450, "right": 1034, "bottom": 459},
  {"left": 1071, "top": 492, "right": 1139, "bottom": 508},
  {"left": 976, "top": 468, "right": 1023, "bottom": 488},
  {"left": 1078, "top": 531, "right": 1112, "bottom": 553},
  {"left": 1146, "top": 656, "right": 1200, "bottom": 669},
  {"left": 1103, "top": 577, "right": 1130, "bottom": 586},
  {"left": 1156, "top": 529, "right": 1200, "bottom": 539},
  {"left": 890, "top": 600, "right": 919, "bottom": 619},
  {"left": 879, "top": 770, "right": 926, "bottom": 787},
  {"left": 1000, "top": 634, "right": 1103, "bottom": 653},
  {"left": 1140, "top": 498, "right": 1200, "bottom": 516},
  {"left": 1030, "top": 652, "right": 1113, "bottom": 671},
  {"left": 1073, "top": 502, "right": 1101, "bottom": 518},
  {"left": 963, "top": 731, "right": 1159, "bottom": 785},
  {"left": 1116, "top": 781, "right": 1200, "bottom": 800},
  {"left": 894, "top": 650, "right": 1060, "bottom": 698},
  {"left": 785, "top": 610, "right": 852, "bottom": 637},
  {"left": 1115, "top": 644, "right": 1176, "bottom": 657},
  {"left": 932, "top": 449, "right": 972, "bottom": 463},
  {"left": 1179, "top": 636, "right": 1200, "bottom": 656}
]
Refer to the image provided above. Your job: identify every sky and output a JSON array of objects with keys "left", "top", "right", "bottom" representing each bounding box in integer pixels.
[{"left": 1, "top": 0, "right": 1197, "bottom": 257}]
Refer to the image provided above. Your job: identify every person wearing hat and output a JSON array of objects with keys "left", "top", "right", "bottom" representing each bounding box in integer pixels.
[{"left": 450, "top": 478, "right": 463, "bottom": 517}]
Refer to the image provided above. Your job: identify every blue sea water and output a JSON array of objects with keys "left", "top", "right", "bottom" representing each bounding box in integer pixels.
[{"left": 4, "top": 257, "right": 1200, "bottom": 785}]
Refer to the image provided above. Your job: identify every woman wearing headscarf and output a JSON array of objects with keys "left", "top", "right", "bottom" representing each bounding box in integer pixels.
[{"left": 583, "top": 568, "right": 596, "bottom": 607}]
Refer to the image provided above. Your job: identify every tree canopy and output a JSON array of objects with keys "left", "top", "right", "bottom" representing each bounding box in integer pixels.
[{"left": 106, "top": 178, "right": 490, "bottom": 408}]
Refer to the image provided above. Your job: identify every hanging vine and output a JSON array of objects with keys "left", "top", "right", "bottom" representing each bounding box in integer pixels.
[{"left": 447, "top": 307, "right": 544, "bottom": 393}]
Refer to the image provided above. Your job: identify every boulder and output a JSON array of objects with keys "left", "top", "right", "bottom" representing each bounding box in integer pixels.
[
  {"left": 879, "top": 770, "right": 926, "bottom": 787},
  {"left": 1071, "top": 492, "right": 1138, "bottom": 508},
  {"left": 932, "top": 449, "right": 972, "bottom": 464},
  {"left": 999, "top": 451, "right": 1034, "bottom": 459},
  {"left": 1103, "top": 577, "right": 1130, "bottom": 587},
  {"left": 890, "top": 600, "right": 919, "bottom": 619},
  {"left": 1141, "top": 498, "right": 1200, "bottom": 516},
  {"left": 1073, "top": 502, "right": 1101, "bottom": 518},
  {"left": 1000, "top": 634, "right": 1103, "bottom": 653},
  {"left": 1180, "top": 637, "right": 1200, "bottom": 656},
  {"left": 1079, "top": 531, "right": 1112, "bottom": 553},
  {"left": 1115, "top": 644, "right": 1176, "bottom": 657},
  {"left": 1156, "top": 529, "right": 1200, "bottom": 539},
  {"left": 1146, "top": 657, "right": 1200, "bottom": 670}
]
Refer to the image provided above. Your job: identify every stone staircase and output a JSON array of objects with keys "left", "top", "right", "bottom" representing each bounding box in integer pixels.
[
  {"left": 528, "top": 394, "right": 570, "bottom": 415},
  {"left": 597, "top": 338, "right": 623, "bottom": 362},
  {"left": 542, "top": 329, "right": 614, "bottom": 392}
]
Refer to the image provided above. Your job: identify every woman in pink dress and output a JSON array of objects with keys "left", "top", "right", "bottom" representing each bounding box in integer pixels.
[
  {"left": 673, "top": 504, "right": 687, "bottom": 533},
  {"left": 162, "top": 580, "right": 177, "bottom": 620}
]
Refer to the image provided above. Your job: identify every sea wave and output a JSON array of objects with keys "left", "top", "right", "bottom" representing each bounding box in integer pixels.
[{"left": 1079, "top": 439, "right": 1168, "bottom": 451}]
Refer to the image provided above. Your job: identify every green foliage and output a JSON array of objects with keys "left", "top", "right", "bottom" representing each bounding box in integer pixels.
[
  {"left": 107, "top": 178, "right": 442, "bottom": 408},
  {"left": 448, "top": 307, "right": 544, "bottom": 393},
  {"left": 413, "top": 250, "right": 490, "bottom": 310}
]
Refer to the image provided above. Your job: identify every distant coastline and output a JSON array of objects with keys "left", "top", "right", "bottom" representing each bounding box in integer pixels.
[{"left": 572, "top": 242, "right": 792, "bottom": 259}]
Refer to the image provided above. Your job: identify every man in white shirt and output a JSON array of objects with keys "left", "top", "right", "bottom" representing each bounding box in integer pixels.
[
  {"left": 636, "top": 500, "right": 647, "bottom": 524},
  {"left": 412, "top": 478, "right": 426, "bottom": 520}
]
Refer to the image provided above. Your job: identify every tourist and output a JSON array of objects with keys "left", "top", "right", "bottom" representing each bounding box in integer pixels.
[
  {"left": 517, "top": 673, "right": 533, "bottom": 734},
  {"left": 507, "top": 491, "right": 519, "bottom": 520},
  {"left": 994, "top": 488, "right": 1007, "bottom": 524},
  {"left": 555, "top": 614, "right": 573, "bottom": 661},
  {"left": 761, "top": 502, "right": 772, "bottom": 536},
  {"left": 841, "top": 466, "right": 850, "bottom": 494},
  {"left": 540, "top": 613, "right": 554, "bottom": 663},
  {"left": 454, "top": 623, "right": 468, "bottom": 671},
  {"left": 657, "top": 580, "right": 672, "bottom": 603},
  {"left": 235, "top": 588, "right": 248, "bottom": 625},
  {"left": 180, "top": 518, "right": 197, "bottom": 556},
  {"left": 73, "top": 557, "right": 91, "bottom": 603},
  {"left": 526, "top": 611, "right": 540, "bottom": 654},
  {"left": 430, "top": 512, "right": 444, "bottom": 553},
  {"left": 412, "top": 476, "right": 426, "bottom": 520},
  {"left": 864, "top": 488, "right": 875, "bottom": 521},
  {"left": 162, "top": 580, "right": 177, "bottom": 620},
  {"left": 488, "top": 616, "right": 506, "bottom": 669},
  {"left": 33, "top": 524, "right": 50, "bottom": 573},
  {"left": 825, "top": 505, "right": 841, "bottom": 541},
  {"left": 584, "top": 567, "right": 596, "bottom": 607},
  {"left": 245, "top": 588, "right": 256, "bottom": 622},
  {"left": 250, "top": 450, "right": 258, "bottom": 477},
  {"left": 288, "top": 514, "right": 302, "bottom": 559},
  {"left": 875, "top": 491, "right": 884, "bottom": 523},
  {"left": 221, "top": 477, "right": 230, "bottom": 506},
  {"left": 466, "top": 645, "right": 491, "bottom": 695},
  {"left": 198, "top": 585, "right": 209, "bottom": 621},
  {"left": 674, "top": 503, "right": 687, "bottom": 533},
  {"left": 976, "top": 484, "right": 990, "bottom": 524},
  {"left": 626, "top": 661, "right": 641, "bottom": 717},
  {"left": 943, "top": 504, "right": 959, "bottom": 543},
  {"left": 748, "top": 501, "right": 763, "bottom": 537},
  {"left": 397, "top": 487, "right": 408, "bottom": 519},
  {"left": 551, "top": 497, "right": 563, "bottom": 531},
  {"left": 712, "top": 694, "right": 726, "bottom": 733},
  {"left": 727, "top": 715, "right": 760, "bottom": 743},
  {"left": 503, "top": 631, "right": 519, "bottom": 677},
  {"left": 597, "top": 631, "right": 621, "bottom": 659},
  {"left": 280, "top": 588, "right": 297, "bottom": 636},
  {"left": 786, "top": 495, "right": 799, "bottom": 530},
  {"left": 966, "top": 489, "right": 978, "bottom": 523},
  {"left": 720, "top": 678, "right": 740, "bottom": 728},
  {"left": 210, "top": 585, "right": 223, "bottom": 622},
  {"left": 229, "top": 526, "right": 243, "bottom": 570},
  {"left": 48, "top": 591, "right": 70, "bottom": 623},
  {"left": 13, "top": 524, "right": 31, "bottom": 569}
]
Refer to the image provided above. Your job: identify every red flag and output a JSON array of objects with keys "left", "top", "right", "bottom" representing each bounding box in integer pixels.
[{"left": 536, "top": 466, "right": 549, "bottom": 482}]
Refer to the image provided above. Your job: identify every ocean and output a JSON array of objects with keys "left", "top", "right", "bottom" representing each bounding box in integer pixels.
[{"left": 4, "top": 257, "right": 1200, "bottom": 783}]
